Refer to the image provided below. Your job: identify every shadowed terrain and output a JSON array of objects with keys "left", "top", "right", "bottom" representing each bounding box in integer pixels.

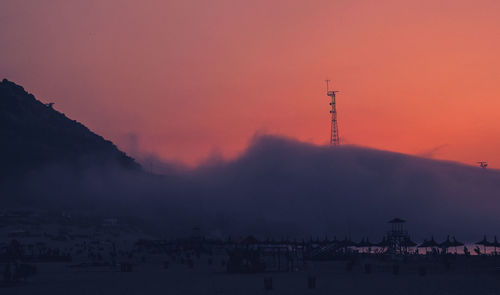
[{"left": 0, "top": 79, "right": 140, "bottom": 180}]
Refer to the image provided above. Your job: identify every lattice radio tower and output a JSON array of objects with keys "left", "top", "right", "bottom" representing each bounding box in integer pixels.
[{"left": 325, "top": 80, "right": 340, "bottom": 145}]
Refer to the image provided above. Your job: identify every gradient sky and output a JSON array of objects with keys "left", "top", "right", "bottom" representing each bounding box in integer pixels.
[{"left": 1, "top": 0, "right": 500, "bottom": 167}]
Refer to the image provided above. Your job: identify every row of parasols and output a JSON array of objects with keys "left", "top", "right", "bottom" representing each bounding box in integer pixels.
[
  {"left": 236, "top": 235, "right": 500, "bottom": 252},
  {"left": 338, "top": 235, "right": 500, "bottom": 253},
  {"left": 261, "top": 235, "right": 500, "bottom": 251}
]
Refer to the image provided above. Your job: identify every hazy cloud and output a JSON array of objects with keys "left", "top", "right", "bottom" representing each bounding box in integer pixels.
[{"left": 3, "top": 135, "right": 500, "bottom": 242}]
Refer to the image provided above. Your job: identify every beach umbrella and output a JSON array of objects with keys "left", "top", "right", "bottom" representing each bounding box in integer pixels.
[
  {"left": 492, "top": 236, "right": 500, "bottom": 254},
  {"left": 427, "top": 236, "right": 439, "bottom": 248},
  {"left": 439, "top": 236, "right": 453, "bottom": 253},
  {"left": 451, "top": 237, "right": 464, "bottom": 254},
  {"left": 357, "top": 238, "right": 367, "bottom": 248},
  {"left": 404, "top": 237, "right": 417, "bottom": 247},
  {"left": 475, "top": 235, "right": 492, "bottom": 254},
  {"left": 418, "top": 236, "right": 439, "bottom": 253},
  {"left": 406, "top": 238, "right": 417, "bottom": 255},
  {"left": 418, "top": 239, "right": 429, "bottom": 248},
  {"left": 364, "top": 238, "right": 375, "bottom": 253},
  {"left": 338, "top": 236, "right": 356, "bottom": 248},
  {"left": 365, "top": 238, "right": 375, "bottom": 247},
  {"left": 377, "top": 236, "right": 389, "bottom": 249},
  {"left": 358, "top": 238, "right": 374, "bottom": 253},
  {"left": 418, "top": 239, "right": 431, "bottom": 254},
  {"left": 356, "top": 238, "right": 366, "bottom": 253},
  {"left": 451, "top": 237, "right": 464, "bottom": 247},
  {"left": 337, "top": 237, "right": 347, "bottom": 248},
  {"left": 349, "top": 237, "right": 358, "bottom": 247},
  {"left": 321, "top": 235, "right": 330, "bottom": 246}
]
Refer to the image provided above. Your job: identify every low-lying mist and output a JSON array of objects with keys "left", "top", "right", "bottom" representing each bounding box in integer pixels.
[{"left": 3, "top": 135, "right": 500, "bottom": 242}]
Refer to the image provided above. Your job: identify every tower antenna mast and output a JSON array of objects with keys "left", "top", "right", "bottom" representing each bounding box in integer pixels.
[{"left": 325, "top": 80, "right": 340, "bottom": 145}]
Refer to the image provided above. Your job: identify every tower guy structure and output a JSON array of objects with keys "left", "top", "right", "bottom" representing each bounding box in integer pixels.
[
  {"left": 386, "top": 218, "right": 416, "bottom": 255},
  {"left": 325, "top": 80, "right": 340, "bottom": 145}
]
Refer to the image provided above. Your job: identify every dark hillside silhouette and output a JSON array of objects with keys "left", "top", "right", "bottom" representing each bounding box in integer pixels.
[{"left": 0, "top": 79, "right": 140, "bottom": 180}]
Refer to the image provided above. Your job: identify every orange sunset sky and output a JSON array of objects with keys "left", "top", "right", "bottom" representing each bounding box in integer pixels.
[{"left": 1, "top": 0, "right": 500, "bottom": 167}]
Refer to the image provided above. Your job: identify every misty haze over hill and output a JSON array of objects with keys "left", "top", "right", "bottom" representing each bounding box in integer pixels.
[{"left": 1, "top": 79, "right": 500, "bottom": 242}]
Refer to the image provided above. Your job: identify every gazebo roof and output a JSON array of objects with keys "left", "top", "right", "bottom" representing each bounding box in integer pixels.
[{"left": 388, "top": 218, "right": 406, "bottom": 223}]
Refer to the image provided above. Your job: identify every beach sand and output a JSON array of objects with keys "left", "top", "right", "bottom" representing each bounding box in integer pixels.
[{"left": 2, "top": 258, "right": 500, "bottom": 295}]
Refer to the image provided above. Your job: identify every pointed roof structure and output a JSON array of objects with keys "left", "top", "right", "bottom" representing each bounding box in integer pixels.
[
  {"left": 475, "top": 235, "right": 492, "bottom": 247},
  {"left": 403, "top": 236, "right": 417, "bottom": 247},
  {"left": 418, "top": 236, "right": 439, "bottom": 248},
  {"left": 357, "top": 238, "right": 367, "bottom": 248},
  {"left": 388, "top": 218, "right": 406, "bottom": 223},
  {"left": 418, "top": 239, "right": 429, "bottom": 248},
  {"left": 321, "top": 235, "right": 330, "bottom": 246},
  {"left": 439, "top": 236, "right": 453, "bottom": 249},
  {"left": 338, "top": 236, "right": 356, "bottom": 247},
  {"left": 492, "top": 236, "right": 500, "bottom": 248},
  {"left": 377, "top": 236, "right": 389, "bottom": 247},
  {"left": 452, "top": 236, "right": 464, "bottom": 247}
]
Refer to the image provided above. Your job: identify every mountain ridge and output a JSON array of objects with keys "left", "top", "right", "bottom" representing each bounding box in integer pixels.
[{"left": 0, "top": 78, "right": 140, "bottom": 180}]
